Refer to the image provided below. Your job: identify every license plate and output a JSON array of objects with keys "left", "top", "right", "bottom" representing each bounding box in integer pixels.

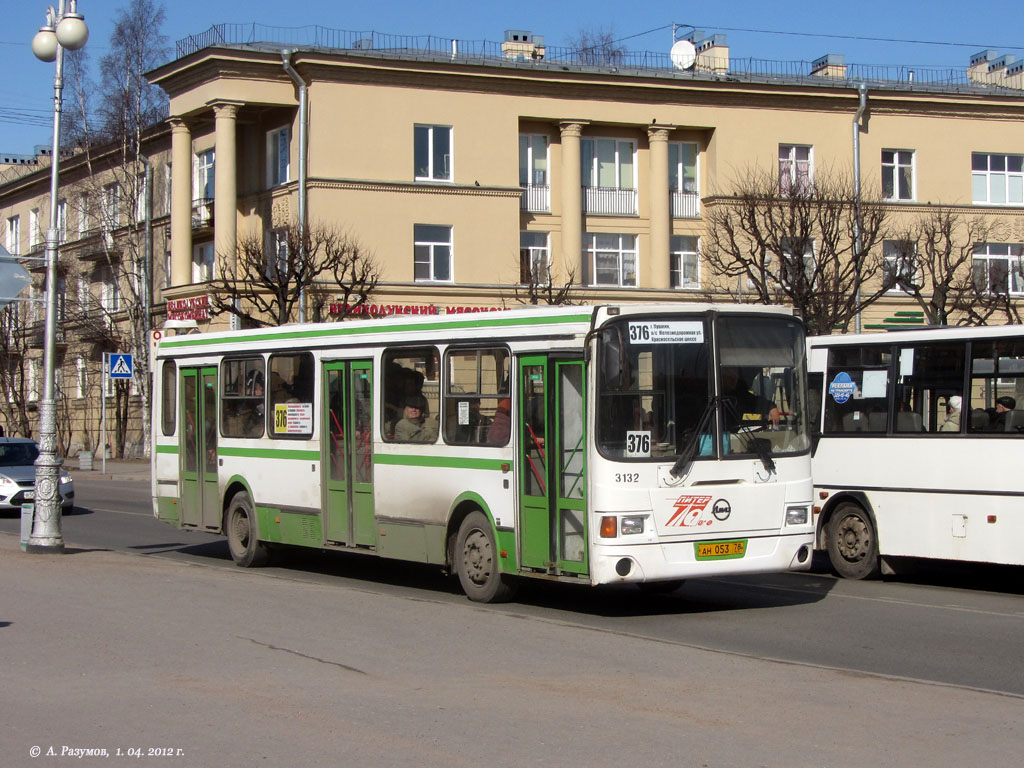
[
  {"left": 694, "top": 539, "right": 747, "bottom": 560},
  {"left": 23, "top": 491, "right": 35, "bottom": 500}
]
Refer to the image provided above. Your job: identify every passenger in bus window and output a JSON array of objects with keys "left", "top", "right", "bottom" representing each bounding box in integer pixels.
[
  {"left": 394, "top": 394, "right": 438, "bottom": 442},
  {"left": 487, "top": 399, "right": 511, "bottom": 445},
  {"left": 988, "top": 396, "right": 1017, "bottom": 431},
  {"left": 721, "top": 367, "right": 780, "bottom": 428},
  {"left": 938, "top": 396, "right": 961, "bottom": 433}
]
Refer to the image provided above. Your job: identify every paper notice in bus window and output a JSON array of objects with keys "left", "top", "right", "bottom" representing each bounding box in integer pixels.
[
  {"left": 274, "top": 403, "right": 313, "bottom": 434},
  {"left": 628, "top": 321, "right": 703, "bottom": 344},
  {"left": 861, "top": 370, "right": 888, "bottom": 399},
  {"left": 625, "top": 431, "right": 652, "bottom": 457},
  {"left": 458, "top": 400, "right": 470, "bottom": 426}
]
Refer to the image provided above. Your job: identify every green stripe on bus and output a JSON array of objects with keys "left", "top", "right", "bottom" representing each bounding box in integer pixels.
[
  {"left": 374, "top": 454, "right": 506, "bottom": 471},
  {"left": 156, "top": 444, "right": 179, "bottom": 454},
  {"left": 218, "top": 446, "right": 320, "bottom": 461},
  {"left": 158, "top": 312, "right": 593, "bottom": 349}
]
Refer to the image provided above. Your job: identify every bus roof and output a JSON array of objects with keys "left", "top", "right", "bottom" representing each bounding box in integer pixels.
[
  {"left": 808, "top": 325, "right": 1024, "bottom": 348},
  {"left": 154, "top": 302, "right": 797, "bottom": 357}
]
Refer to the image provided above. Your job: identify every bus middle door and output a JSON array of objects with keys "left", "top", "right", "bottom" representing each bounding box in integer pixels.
[
  {"left": 179, "top": 366, "right": 220, "bottom": 530},
  {"left": 517, "top": 356, "right": 588, "bottom": 576},
  {"left": 323, "top": 360, "right": 375, "bottom": 547}
]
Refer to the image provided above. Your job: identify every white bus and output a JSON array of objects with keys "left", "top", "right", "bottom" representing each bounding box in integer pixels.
[
  {"left": 151, "top": 303, "right": 814, "bottom": 602},
  {"left": 808, "top": 325, "right": 1024, "bottom": 579}
]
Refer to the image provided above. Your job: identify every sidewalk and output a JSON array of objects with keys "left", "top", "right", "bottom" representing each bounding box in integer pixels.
[{"left": 65, "top": 457, "right": 150, "bottom": 482}]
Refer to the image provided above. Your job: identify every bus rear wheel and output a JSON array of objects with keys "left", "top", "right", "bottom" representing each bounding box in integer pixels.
[
  {"left": 827, "top": 503, "right": 880, "bottom": 580},
  {"left": 226, "top": 491, "right": 269, "bottom": 568},
  {"left": 455, "top": 511, "right": 517, "bottom": 603}
]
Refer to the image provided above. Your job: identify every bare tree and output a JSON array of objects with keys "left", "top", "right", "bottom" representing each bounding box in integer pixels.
[
  {"left": 884, "top": 207, "right": 999, "bottom": 326},
  {"left": 57, "top": 0, "right": 170, "bottom": 458},
  {"left": 510, "top": 250, "right": 580, "bottom": 306},
  {"left": 0, "top": 302, "right": 35, "bottom": 437},
  {"left": 568, "top": 26, "right": 627, "bottom": 66},
  {"left": 702, "top": 167, "right": 890, "bottom": 335},
  {"left": 209, "top": 222, "right": 381, "bottom": 328}
]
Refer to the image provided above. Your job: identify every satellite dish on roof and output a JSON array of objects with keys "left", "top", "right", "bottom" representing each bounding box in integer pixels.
[{"left": 670, "top": 39, "right": 696, "bottom": 70}]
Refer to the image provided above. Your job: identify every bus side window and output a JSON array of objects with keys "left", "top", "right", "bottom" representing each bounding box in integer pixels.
[
  {"left": 268, "top": 352, "right": 314, "bottom": 439},
  {"left": 382, "top": 347, "right": 440, "bottom": 442},
  {"left": 161, "top": 360, "right": 176, "bottom": 436}
]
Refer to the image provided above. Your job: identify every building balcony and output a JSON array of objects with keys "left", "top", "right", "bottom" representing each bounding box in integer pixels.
[
  {"left": 191, "top": 198, "right": 213, "bottom": 230},
  {"left": 520, "top": 184, "right": 550, "bottom": 213},
  {"left": 583, "top": 186, "right": 637, "bottom": 216},
  {"left": 671, "top": 191, "right": 700, "bottom": 219}
]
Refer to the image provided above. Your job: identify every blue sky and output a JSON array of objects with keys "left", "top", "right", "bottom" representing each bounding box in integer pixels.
[{"left": 2, "top": 0, "right": 1023, "bottom": 154}]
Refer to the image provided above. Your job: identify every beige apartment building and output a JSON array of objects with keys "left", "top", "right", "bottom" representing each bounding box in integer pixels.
[{"left": 3, "top": 25, "right": 1024, "bottom": 450}]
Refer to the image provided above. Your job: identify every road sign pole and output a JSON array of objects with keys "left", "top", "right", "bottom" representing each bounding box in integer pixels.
[{"left": 101, "top": 352, "right": 107, "bottom": 475}]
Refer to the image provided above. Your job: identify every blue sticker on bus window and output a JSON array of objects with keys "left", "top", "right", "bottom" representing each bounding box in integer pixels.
[{"left": 829, "top": 372, "right": 855, "bottom": 404}]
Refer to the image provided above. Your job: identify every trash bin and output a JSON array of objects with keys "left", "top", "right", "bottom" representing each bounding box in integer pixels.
[{"left": 78, "top": 451, "right": 93, "bottom": 471}]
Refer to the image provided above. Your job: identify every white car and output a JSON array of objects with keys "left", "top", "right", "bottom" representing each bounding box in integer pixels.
[{"left": 0, "top": 438, "right": 74, "bottom": 512}]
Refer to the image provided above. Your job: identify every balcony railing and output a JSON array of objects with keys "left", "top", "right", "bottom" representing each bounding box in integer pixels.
[
  {"left": 583, "top": 186, "right": 637, "bottom": 216},
  {"left": 520, "top": 184, "right": 550, "bottom": 213},
  {"left": 192, "top": 198, "right": 214, "bottom": 229},
  {"left": 671, "top": 191, "right": 700, "bottom": 219}
]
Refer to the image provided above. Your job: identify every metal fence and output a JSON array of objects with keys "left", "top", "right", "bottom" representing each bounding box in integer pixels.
[{"left": 174, "top": 23, "right": 995, "bottom": 93}]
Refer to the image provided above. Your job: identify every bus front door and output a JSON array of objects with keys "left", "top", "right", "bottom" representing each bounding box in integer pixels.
[
  {"left": 180, "top": 366, "right": 220, "bottom": 530},
  {"left": 518, "top": 357, "right": 589, "bottom": 576},
  {"left": 323, "top": 361, "right": 375, "bottom": 547}
]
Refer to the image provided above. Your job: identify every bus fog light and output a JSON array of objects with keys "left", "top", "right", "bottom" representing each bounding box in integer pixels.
[
  {"left": 620, "top": 516, "right": 645, "bottom": 535},
  {"left": 615, "top": 558, "right": 633, "bottom": 576},
  {"left": 786, "top": 506, "right": 809, "bottom": 526}
]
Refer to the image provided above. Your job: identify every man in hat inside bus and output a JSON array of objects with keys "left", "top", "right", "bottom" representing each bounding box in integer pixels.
[
  {"left": 487, "top": 398, "right": 512, "bottom": 444},
  {"left": 394, "top": 394, "right": 438, "bottom": 443}
]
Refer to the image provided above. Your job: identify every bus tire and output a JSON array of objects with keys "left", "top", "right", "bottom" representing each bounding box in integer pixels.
[
  {"left": 455, "top": 511, "right": 517, "bottom": 603},
  {"left": 225, "top": 491, "right": 269, "bottom": 568},
  {"left": 826, "top": 502, "right": 880, "bottom": 580}
]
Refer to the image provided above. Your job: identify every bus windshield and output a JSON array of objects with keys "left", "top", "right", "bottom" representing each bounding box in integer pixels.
[{"left": 597, "top": 314, "right": 808, "bottom": 460}]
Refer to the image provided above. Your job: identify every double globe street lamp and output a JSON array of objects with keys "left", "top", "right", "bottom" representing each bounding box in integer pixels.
[{"left": 26, "top": 1, "right": 88, "bottom": 555}]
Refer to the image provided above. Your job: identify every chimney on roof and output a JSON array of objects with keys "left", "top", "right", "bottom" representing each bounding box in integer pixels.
[
  {"left": 502, "top": 29, "right": 545, "bottom": 61},
  {"left": 684, "top": 30, "right": 729, "bottom": 73},
  {"left": 811, "top": 54, "right": 846, "bottom": 78}
]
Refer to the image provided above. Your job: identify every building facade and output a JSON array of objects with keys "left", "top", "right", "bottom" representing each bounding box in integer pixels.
[{"left": 4, "top": 26, "right": 1024, "bottom": 452}]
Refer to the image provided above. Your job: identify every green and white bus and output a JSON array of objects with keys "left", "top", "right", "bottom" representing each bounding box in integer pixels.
[{"left": 151, "top": 303, "right": 814, "bottom": 602}]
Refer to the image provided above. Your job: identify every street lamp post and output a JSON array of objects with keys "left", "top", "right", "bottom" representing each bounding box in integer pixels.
[{"left": 26, "top": 0, "right": 88, "bottom": 555}]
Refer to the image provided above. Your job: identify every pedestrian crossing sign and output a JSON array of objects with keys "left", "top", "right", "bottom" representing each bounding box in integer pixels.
[{"left": 110, "top": 354, "right": 134, "bottom": 379}]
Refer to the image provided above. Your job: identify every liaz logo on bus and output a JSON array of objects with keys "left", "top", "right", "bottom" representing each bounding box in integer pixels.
[{"left": 666, "top": 495, "right": 713, "bottom": 527}]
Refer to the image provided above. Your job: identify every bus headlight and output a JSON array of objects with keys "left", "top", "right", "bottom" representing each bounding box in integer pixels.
[
  {"left": 620, "top": 516, "right": 645, "bottom": 535},
  {"left": 785, "top": 506, "right": 809, "bottom": 526}
]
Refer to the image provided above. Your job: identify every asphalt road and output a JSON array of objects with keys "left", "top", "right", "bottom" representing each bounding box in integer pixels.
[{"left": 5, "top": 472, "right": 1024, "bottom": 699}]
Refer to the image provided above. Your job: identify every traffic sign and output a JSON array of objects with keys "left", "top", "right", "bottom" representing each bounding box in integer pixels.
[{"left": 110, "top": 354, "right": 134, "bottom": 379}]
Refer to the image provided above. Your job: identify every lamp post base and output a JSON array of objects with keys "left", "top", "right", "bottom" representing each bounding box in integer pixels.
[{"left": 25, "top": 539, "right": 66, "bottom": 554}]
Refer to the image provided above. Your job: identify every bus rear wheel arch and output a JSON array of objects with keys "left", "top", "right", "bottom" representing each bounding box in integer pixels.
[
  {"left": 225, "top": 491, "right": 270, "bottom": 568},
  {"left": 454, "top": 510, "right": 517, "bottom": 603},
  {"left": 826, "top": 501, "right": 880, "bottom": 580}
]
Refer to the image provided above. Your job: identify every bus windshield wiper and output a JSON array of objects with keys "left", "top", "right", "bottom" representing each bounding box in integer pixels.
[
  {"left": 669, "top": 396, "right": 720, "bottom": 479},
  {"left": 721, "top": 398, "right": 776, "bottom": 476}
]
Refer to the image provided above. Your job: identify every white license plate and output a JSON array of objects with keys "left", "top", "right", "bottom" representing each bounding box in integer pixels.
[{"left": 23, "top": 491, "right": 35, "bottom": 500}]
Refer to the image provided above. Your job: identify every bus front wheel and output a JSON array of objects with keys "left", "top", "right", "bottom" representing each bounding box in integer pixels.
[
  {"left": 226, "top": 491, "right": 269, "bottom": 568},
  {"left": 455, "top": 511, "right": 517, "bottom": 603},
  {"left": 827, "top": 503, "right": 880, "bottom": 580}
]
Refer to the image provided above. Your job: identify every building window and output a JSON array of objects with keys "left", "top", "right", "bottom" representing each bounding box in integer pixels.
[
  {"left": 670, "top": 235, "right": 699, "bottom": 289},
  {"left": 164, "top": 250, "right": 172, "bottom": 289},
  {"left": 265, "top": 229, "right": 288, "bottom": 280},
  {"left": 29, "top": 208, "right": 41, "bottom": 249},
  {"left": 519, "top": 134, "right": 549, "bottom": 212},
  {"left": 972, "top": 242, "right": 1024, "bottom": 295},
  {"left": 76, "top": 356, "right": 87, "bottom": 400},
  {"left": 134, "top": 174, "right": 147, "bottom": 223},
  {"left": 414, "top": 125, "right": 451, "bottom": 182},
  {"left": 882, "top": 150, "right": 914, "bottom": 201},
  {"left": 267, "top": 126, "right": 290, "bottom": 187},
  {"left": 77, "top": 276, "right": 90, "bottom": 317},
  {"left": 163, "top": 164, "right": 172, "bottom": 217},
  {"left": 779, "top": 144, "right": 812, "bottom": 195},
  {"left": 972, "top": 153, "right": 1024, "bottom": 205},
  {"left": 56, "top": 200, "right": 67, "bottom": 243},
  {"left": 102, "top": 182, "right": 120, "bottom": 231},
  {"left": 28, "top": 359, "right": 38, "bottom": 402},
  {"left": 413, "top": 224, "right": 452, "bottom": 282},
  {"left": 101, "top": 267, "right": 120, "bottom": 313},
  {"left": 5, "top": 215, "right": 19, "bottom": 256},
  {"left": 669, "top": 142, "right": 699, "bottom": 218},
  {"left": 520, "top": 231, "right": 549, "bottom": 284},
  {"left": 194, "top": 148, "right": 215, "bottom": 202},
  {"left": 882, "top": 240, "right": 918, "bottom": 292},
  {"left": 581, "top": 138, "right": 637, "bottom": 215},
  {"left": 192, "top": 242, "right": 215, "bottom": 283},
  {"left": 78, "top": 193, "right": 90, "bottom": 237},
  {"left": 585, "top": 233, "right": 637, "bottom": 287}
]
